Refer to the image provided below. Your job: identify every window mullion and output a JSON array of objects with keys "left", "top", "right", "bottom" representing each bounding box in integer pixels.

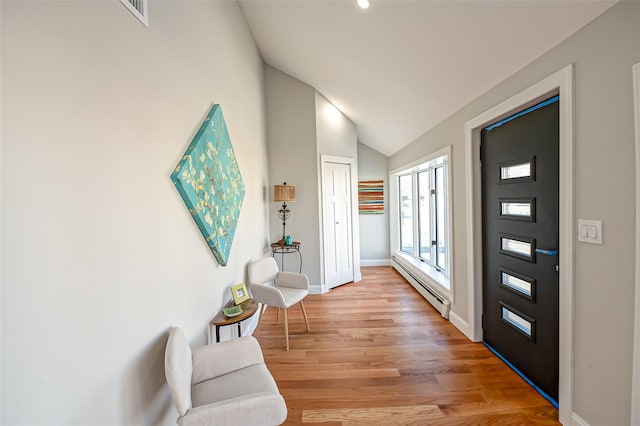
[
  {"left": 443, "top": 163, "right": 450, "bottom": 273},
  {"left": 434, "top": 165, "right": 448, "bottom": 271},
  {"left": 430, "top": 168, "right": 437, "bottom": 264},
  {"left": 412, "top": 172, "right": 420, "bottom": 258}
]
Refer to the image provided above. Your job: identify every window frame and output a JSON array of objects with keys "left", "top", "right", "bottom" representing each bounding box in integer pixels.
[
  {"left": 417, "top": 169, "right": 431, "bottom": 263},
  {"left": 398, "top": 173, "right": 415, "bottom": 255},
  {"left": 434, "top": 164, "right": 448, "bottom": 272},
  {"left": 391, "top": 147, "right": 452, "bottom": 287}
]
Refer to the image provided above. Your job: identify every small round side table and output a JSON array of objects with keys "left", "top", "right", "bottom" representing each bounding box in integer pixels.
[{"left": 271, "top": 241, "right": 302, "bottom": 273}]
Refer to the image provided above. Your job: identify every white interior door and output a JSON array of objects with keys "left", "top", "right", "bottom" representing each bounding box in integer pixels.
[{"left": 323, "top": 161, "right": 354, "bottom": 289}]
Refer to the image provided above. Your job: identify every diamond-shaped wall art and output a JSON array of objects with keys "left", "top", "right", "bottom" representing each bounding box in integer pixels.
[{"left": 171, "top": 104, "right": 245, "bottom": 266}]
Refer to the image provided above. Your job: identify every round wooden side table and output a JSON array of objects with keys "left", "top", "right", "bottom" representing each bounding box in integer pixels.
[{"left": 210, "top": 298, "right": 259, "bottom": 343}]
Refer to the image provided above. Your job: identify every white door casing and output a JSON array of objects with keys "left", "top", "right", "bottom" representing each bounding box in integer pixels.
[
  {"left": 631, "top": 62, "right": 640, "bottom": 426},
  {"left": 464, "top": 64, "right": 575, "bottom": 425}
]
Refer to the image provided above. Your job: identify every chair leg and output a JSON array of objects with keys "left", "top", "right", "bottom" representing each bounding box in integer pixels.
[
  {"left": 276, "top": 308, "right": 280, "bottom": 324},
  {"left": 300, "top": 300, "right": 310, "bottom": 331},
  {"left": 284, "top": 309, "right": 289, "bottom": 351},
  {"left": 256, "top": 304, "right": 264, "bottom": 329}
]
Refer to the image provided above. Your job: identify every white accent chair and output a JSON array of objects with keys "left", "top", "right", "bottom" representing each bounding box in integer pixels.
[
  {"left": 164, "top": 327, "right": 287, "bottom": 426},
  {"left": 247, "top": 257, "right": 310, "bottom": 350}
]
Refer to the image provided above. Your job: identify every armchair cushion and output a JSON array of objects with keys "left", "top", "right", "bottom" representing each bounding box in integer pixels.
[
  {"left": 276, "top": 272, "right": 309, "bottom": 290},
  {"left": 191, "top": 364, "right": 280, "bottom": 406},
  {"left": 276, "top": 286, "right": 308, "bottom": 308},
  {"left": 247, "top": 256, "right": 278, "bottom": 285},
  {"left": 165, "top": 327, "right": 287, "bottom": 426},
  {"left": 191, "top": 336, "right": 264, "bottom": 385},
  {"left": 179, "top": 392, "right": 286, "bottom": 426},
  {"left": 248, "top": 282, "right": 287, "bottom": 308}
]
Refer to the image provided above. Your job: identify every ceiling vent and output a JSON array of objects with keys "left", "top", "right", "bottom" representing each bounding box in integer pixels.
[{"left": 120, "top": 0, "right": 148, "bottom": 27}]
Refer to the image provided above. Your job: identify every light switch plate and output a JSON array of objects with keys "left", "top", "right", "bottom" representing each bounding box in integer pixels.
[{"left": 578, "top": 219, "right": 602, "bottom": 244}]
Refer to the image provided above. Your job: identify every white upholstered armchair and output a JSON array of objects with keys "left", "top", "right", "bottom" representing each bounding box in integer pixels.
[
  {"left": 164, "top": 327, "right": 287, "bottom": 426},
  {"left": 247, "top": 257, "right": 310, "bottom": 350}
]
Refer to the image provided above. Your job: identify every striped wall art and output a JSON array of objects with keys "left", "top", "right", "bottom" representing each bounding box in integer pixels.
[{"left": 358, "top": 180, "right": 384, "bottom": 214}]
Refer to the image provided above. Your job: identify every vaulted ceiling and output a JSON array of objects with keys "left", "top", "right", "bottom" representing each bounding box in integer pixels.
[{"left": 240, "top": 0, "right": 616, "bottom": 156}]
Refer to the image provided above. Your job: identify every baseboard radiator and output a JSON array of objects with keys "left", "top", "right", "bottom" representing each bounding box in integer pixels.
[{"left": 392, "top": 255, "right": 451, "bottom": 319}]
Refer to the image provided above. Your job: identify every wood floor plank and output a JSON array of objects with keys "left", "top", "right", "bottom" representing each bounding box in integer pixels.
[
  {"left": 276, "top": 367, "right": 401, "bottom": 381},
  {"left": 253, "top": 266, "right": 559, "bottom": 425},
  {"left": 302, "top": 405, "right": 444, "bottom": 424}
]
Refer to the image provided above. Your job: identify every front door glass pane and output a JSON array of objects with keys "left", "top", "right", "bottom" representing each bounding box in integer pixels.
[
  {"left": 501, "top": 271, "right": 532, "bottom": 297},
  {"left": 502, "top": 306, "right": 533, "bottom": 337},
  {"left": 501, "top": 237, "right": 531, "bottom": 258},
  {"left": 501, "top": 201, "right": 531, "bottom": 218},
  {"left": 501, "top": 162, "right": 531, "bottom": 180}
]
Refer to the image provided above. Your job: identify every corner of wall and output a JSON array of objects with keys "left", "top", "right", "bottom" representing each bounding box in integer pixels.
[
  {"left": 448, "top": 310, "right": 473, "bottom": 341},
  {"left": 360, "top": 259, "right": 391, "bottom": 266},
  {"left": 570, "top": 412, "right": 591, "bottom": 426}
]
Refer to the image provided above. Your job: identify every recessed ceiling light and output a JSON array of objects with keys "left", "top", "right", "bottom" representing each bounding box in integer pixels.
[{"left": 357, "top": 0, "right": 370, "bottom": 10}]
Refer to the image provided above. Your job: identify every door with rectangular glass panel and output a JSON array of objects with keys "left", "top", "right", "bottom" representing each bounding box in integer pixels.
[{"left": 481, "top": 96, "right": 559, "bottom": 403}]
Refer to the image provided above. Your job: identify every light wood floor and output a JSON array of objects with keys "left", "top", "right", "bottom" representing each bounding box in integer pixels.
[{"left": 253, "top": 266, "right": 559, "bottom": 425}]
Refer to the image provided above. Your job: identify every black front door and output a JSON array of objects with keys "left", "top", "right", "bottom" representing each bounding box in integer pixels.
[{"left": 481, "top": 96, "right": 559, "bottom": 402}]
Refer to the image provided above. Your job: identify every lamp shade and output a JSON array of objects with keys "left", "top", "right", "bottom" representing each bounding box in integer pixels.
[{"left": 274, "top": 184, "right": 296, "bottom": 202}]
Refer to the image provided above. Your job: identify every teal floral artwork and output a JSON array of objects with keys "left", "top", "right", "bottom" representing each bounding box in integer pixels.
[{"left": 171, "top": 104, "right": 245, "bottom": 266}]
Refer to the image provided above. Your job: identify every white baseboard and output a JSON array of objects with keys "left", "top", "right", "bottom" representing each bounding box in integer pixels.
[
  {"left": 309, "top": 284, "right": 326, "bottom": 295},
  {"left": 570, "top": 412, "right": 590, "bottom": 426},
  {"left": 449, "top": 310, "right": 475, "bottom": 341},
  {"left": 360, "top": 259, "right": 391, "bottom": 266}
]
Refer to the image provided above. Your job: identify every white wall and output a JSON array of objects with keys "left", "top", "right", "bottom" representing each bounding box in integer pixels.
[
  {"left": 264, "top": 68, "right": 360, "bottom": 291},
  {"left": 314, "top": 93, "right": 361, "bottom": 285},
  {"left": 389, "top": 2, "right": 640, "bottom": 424},
  {"left": 315, "top": 93, "right": 358, "bottom": 159},
  {"left": 264, "top": 66, "right": 320, "bottom": 283},
  {"left": 0, "top": 1, "right": 269, "bottom": 424},
  {"left": 357, "top": 142, "right": 390, "bottom": 264}
]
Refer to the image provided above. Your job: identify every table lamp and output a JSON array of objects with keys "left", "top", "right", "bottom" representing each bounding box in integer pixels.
[{"left": 274, "top": 182, "right": 296, "bottom": 244}]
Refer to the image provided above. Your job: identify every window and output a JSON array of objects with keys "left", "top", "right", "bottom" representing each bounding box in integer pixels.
[
  {"left": 418, "top": 171, "right": 430, "bottom": 262},
  {"left": 393, "top": 152, "right": 450, "bottom": 278},
  {"left": 435, "top": 165, "right": 447, "bottom": 271},
  {"left": 399, "top": 174, "right": 414, "bottom": 253}
]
